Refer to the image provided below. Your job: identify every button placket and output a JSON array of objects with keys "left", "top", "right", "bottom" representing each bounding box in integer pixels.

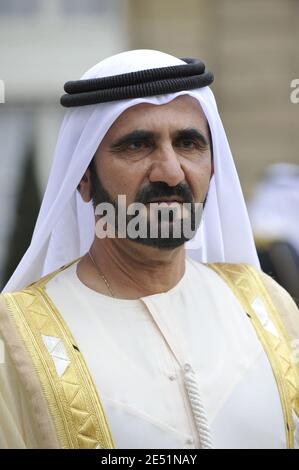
[{"left": 142, "top": 298, "right": 209, "bottom": 447}]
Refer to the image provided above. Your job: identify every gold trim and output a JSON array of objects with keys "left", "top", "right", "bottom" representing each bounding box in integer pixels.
[
  {"left": 208, "top": 263, "right": 299, "bottom": 449},
  {"left": 3, "top": 261, "right": 115, "bottom": 449}
]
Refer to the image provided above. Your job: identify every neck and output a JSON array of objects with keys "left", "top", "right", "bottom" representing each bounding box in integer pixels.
[{"left": 81, "top": 237, "right": 186, "bottom": 299}]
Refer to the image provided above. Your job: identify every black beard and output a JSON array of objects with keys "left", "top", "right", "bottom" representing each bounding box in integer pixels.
[{"left": 89, "top": 160, "right": 204, "bottom": 249}]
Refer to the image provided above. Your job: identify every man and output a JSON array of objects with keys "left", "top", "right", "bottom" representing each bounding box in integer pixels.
[{"left": 0, "top": 50, "right": 298, "bottom": 449}]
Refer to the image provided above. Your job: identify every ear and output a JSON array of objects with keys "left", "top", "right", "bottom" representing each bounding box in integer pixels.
[{"left": 77, "top": 168, "right": 92, "bottom": 202}]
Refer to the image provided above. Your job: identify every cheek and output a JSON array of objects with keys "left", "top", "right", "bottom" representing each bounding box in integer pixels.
[
  {"left": 184, "top": 156, "right": 212, "bottom": 201},
  {"left": 98, "top": 155, "right": 146, "bottom": 201}
]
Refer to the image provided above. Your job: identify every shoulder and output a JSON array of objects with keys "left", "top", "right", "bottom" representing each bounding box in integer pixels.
[
  {"left": 257, "top": 269, "right": 299, "bottom": 336},
  {"left": 207, "top": 261, "right": 299, "bottom": 334},
  {"left": 239, "top": 264, "right": 299, "bottom": 319},
  {"left": 1, "top": 258, "right": 81, "bottom": 299},
  {"left": 258, "top": 269, "right": 298, "bottom": 309}
]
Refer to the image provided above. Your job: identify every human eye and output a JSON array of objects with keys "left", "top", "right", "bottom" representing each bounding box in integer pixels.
[
  {"left": 122, "top": 138, "right": 155, "bottom": 157},
  {"left": 127, "top": 140, "right": 149, "bottom": 151},
  {"left": 179, "top": 138, "right": 197, "bottom": 149},
  {"left": 110, "top": 138, "right": 154, "bottom": 161},
  {"left": 176, "top": 137, "right": 206, "bottom": 151}
]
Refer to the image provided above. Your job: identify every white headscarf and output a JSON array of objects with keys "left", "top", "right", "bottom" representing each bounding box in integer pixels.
[{"left": 3, "top": 49, "right": 259, "bottom": 293}]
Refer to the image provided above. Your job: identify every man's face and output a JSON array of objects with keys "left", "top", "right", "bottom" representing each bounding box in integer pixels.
[{"left": 84, "top": 95, "right": 213, "bottom": 248}]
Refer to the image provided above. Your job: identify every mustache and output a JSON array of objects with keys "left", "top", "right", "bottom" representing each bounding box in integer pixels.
[{"left": 135, "top": 182, "right": 194, "bottom": 205}]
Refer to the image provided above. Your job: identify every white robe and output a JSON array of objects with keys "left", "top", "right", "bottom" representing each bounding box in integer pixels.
[{"left": 45, "top": 257, "right": 286, "bottom": 449}]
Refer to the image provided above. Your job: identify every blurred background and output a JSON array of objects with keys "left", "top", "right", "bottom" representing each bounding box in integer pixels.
[{"left": 0, "top": 0, "right": 298, "bottom": 301}]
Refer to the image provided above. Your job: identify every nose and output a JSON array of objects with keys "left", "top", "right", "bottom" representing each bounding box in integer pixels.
[{"left": 148, "top": 145, "right": 185, "bottom": 187}]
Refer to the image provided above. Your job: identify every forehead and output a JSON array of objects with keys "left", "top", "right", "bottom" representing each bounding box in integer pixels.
[{"left": 104, "top": 95, "right": 208, "bottom": 138}]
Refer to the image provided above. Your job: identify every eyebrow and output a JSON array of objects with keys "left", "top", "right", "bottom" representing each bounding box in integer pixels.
[{"left": 109, "top": 127, "right": 209, "bottom": 150}]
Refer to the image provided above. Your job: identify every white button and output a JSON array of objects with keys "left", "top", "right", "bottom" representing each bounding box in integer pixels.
[
  {"left": 186, "top": 437, "right": 193, "bottom": 445},
  {"left": 183, "top": 363, "right": 191, "bottom": 372},
  {"left": 169, "top": 374, "right": 176, "bottom": 381}
]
